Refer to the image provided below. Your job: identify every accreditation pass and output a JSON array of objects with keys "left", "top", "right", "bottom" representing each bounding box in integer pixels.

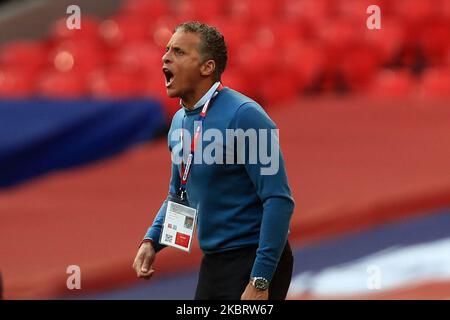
[{"left": 160, "top": 200, "right": 197, "bottom": 252}]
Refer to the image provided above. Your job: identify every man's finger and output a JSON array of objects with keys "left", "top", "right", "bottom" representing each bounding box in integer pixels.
[
  {"left": 141, "top": 269, "right": 155, "bottom": 280},
  {"left": 141, "top": 254, "right": 151, "bottom": 273},
  {"left": 134, "top": 259, "right": 146, "bottom": 277},
  {"left": 133, "top": 254, "right": 143, "bottom": 269}
]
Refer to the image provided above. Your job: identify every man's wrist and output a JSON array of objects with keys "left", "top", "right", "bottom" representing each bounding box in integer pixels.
[
  {"left": 249, "top": 277, "right": 270, "bottom": 291},
  {"left": 139, "top": 239, "right": 155, "bottom": 250}
]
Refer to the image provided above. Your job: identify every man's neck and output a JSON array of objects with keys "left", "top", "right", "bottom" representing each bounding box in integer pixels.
[{"left": 181, "top": 80, "right": 216, "bottom": 110}]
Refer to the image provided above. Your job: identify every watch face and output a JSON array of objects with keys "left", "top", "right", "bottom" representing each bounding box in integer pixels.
[{"left": 254, "top": 278, "right": 269, "bottom": 290}]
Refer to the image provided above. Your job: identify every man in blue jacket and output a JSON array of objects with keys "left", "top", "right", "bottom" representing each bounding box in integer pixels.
[{"left": 133, "top": 21, "right": 295, "bottom": 300}]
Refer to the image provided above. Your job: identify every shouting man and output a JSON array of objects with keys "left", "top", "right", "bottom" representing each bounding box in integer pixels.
[{"left": 133, "top": 22, "right": 295, "bottom": 300}]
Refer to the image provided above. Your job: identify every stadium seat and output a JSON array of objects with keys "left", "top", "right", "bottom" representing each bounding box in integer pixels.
[
  {"left": 269, "top": 21, "right": 304, "bottom": 48},
  {"left": 221, "top": 67, "right": 256, "bottom": 98},
  {"left": 260, "top": 70, "right": 299, "bottom": 105},
  {"left": 0, "top": 0, "right": 447, "bottom": 102},
  {"left": 246, "top": 0, "right": 284, "bottom": 23},
  {"left": 99, "top": 14, "right": 150, "bottom": 48},
  {"left": 121, "top": 0, "right": 171, "bottom": 20},
  {"left": 0, "top": 67, "right": 35, "bottom": 97},
  {"left": 213, "top": 19, "right": 253, "bottom": 54},
  {"left": 336, "top": 0, "right": 377, "bottom": 25},
  {"left": 392, "top": 0, "right": 438, "bottom": 23},
  {"left": 442, "top": 0, "right": 450, "bottom": 19},
  {"left": 339, "top": 45, "right": 380, "bottom": 91},
  {"left": 48, "top": 40, "right": 104, "bottom": 75},
  {"left": 149, "top": 16, "right": 181, "bottom": 48},
  {"left": 113, "top": 42, "right": 162, "bottom": 74},
  {"left": 235, "top": 44, "right": 277, "bottom": 81},
  {"left": 37, "top": 70, "right": 86, "bottom": 98},
  {"left": 88, "top": 68, "right": 143, "bottom": 98},
  {"left": 419, "top": 20, "right": 450, "bottom": 67},
  {"left": 49, "top": 16, "right": 100, "bottom": 42},
  {"left": 362, "top": 18, "right": 406, "bottom": 65},
  {"left": 281, "top": 41, "right": 326, "bottom": 90},
  {"left": 420, "top": 68, "right": 450, "bottom": 98},
  {"left": 369, "top": 70, "right": 416, "bottom": 97},
  {"left": 174, "top": 0, "right": 226, "bottom": 22},
  {"left": 282, "top": 0, "right": 332, "bottom": 26},
  {"left": 0, "top": 41, "right": 47, "bottom": 73},
  {"left": 319, "top": 18, "right": 362, "bottom": 52}
]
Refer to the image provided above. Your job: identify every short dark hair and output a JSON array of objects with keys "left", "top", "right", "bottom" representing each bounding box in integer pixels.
[{"left": 174, "top": 21, "right": 228, "bottom": 81}]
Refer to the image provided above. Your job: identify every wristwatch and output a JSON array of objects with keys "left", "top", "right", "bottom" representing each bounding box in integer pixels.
[{"left": 250, "top": 277, "right": 270, "bottom": 291}]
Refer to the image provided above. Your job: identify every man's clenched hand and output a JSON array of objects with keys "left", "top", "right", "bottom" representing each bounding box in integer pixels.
[{"left": 133, "top": 242, "right": 156, "bottom": 280}]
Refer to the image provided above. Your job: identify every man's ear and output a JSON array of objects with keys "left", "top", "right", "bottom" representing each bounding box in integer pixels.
[{"left": 200, "top": 59, "right": 216, "bottom": 77}]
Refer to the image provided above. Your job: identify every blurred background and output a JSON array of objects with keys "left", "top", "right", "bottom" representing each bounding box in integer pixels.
[{"left": 0, "top": 0, "right": 449, "bottom": 299}]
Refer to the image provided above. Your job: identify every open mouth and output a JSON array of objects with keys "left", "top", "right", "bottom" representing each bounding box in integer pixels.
[{"left": 163, "top": 67, "right": 175, "bottom": 87}]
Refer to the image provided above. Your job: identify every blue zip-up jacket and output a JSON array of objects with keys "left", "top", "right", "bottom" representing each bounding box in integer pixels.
[{"left": 144, "top": 87, "right": 295, "bottom": 281}]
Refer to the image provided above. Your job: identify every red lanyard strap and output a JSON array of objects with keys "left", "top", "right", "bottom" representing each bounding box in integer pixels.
[{"left": 179, "top": 84, "right": 223, "bottom": 200}]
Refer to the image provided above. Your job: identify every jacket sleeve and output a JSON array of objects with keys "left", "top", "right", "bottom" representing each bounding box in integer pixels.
[
  {"left": 234, "top": 102, "right": 295, "bottom": 281},
  {"left": 142, "top": 112, "right": 182, "bottom": 253},
  {"left": 142, "top": 161, "right": 181, "bottom": 253}
]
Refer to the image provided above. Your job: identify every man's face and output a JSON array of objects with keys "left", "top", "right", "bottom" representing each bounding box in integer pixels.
[{"left": 162, "top": 30, "right": 204, "bottom": 98}]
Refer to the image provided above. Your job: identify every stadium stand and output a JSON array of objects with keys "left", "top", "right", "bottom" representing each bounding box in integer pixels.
[
  {"left": 0, "top": 0, "right": 448, "bottom": 105},
  {"left": 0, "top": 0, "right": 449, "bottom": 300}
]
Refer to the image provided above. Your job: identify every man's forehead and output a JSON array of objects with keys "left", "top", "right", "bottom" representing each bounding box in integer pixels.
[{"left": 167, "top": 31, "right": 201, "bottom": 49}]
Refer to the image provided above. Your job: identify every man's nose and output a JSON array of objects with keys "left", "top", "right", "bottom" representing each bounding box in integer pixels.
[{"left": 162, "top": 51, "right": 171, "bottom": 64}]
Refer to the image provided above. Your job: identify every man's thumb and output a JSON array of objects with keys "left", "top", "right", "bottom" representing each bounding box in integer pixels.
[{"left": 141, "top": 255, "right": 151, "bottom": 272}]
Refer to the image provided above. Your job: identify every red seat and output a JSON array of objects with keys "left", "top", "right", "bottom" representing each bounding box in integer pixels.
[
  {"left": 392, "top": 0, "right": 438, "bottom": 23},
  {"left": 319, "top": 18, "right": 364, "bottom": 77},
  {"left": 49, "top": 16, "right": 100, "bottom": 42},
  {"left": 228, "top": 0, "right": 252, "bottom": 22},
  {"left": 121, "top": 0, "right": 171, "bottom": 20},
  {"left": 221, "top": 67, "right": 257, "bottom": 98},
  {"left": 88, "top": 68, "right": 143, "bottom": 98},
  {"left": 369, "top": 70, "right": 416, "bottom": 97},
  {"left": 149, "top": 16, "right": 180, "bottom": 49},
  {"left": 0, "top": 41, "right": 47, "bottom": 73},
  {"left": 339, "top": 45, "right": 380, "bottom": 91},
  {"left": 99, "top": 14, "right": 150, "bottom": 48},
  {"left": 362, "top": 18, "right": 406, "bottom": 65},
  {"left": 319, "top": 18, "right": 362, "bottom": 52},
  {"left": 229, "top": 0, "right": 285, "bottom": 26},
  {"left": 37, "top": 70, "right": 86, "bottom": 98},
  {"left": 337, "top": 0, "right": 395, "bottom": 24},
  {"left": 419, "top": 20, "right": 450, "bottom": 67},
  {"left": 282, "top": 0, "right": 332, "bottom": 35},
  {"left": 281, "top": 41, "right": 325, "bottom": 89},
  {"left": 114, "top": 42, "right": 162, "bottom": 74},
  {"left": 236, "top": 44, "right": 277, "bottom": 81},
  {"left": 268, "top": 21, "right": 304, "bottom": 48},
  {"left": 260, "top": 71, "right": 299, "bottom": 106},
  {"left": 174, "top": 0, "right": 227, "bottom": 22},
  {"left": 48, "top": 40, "right": 104, "bottom": 75},
  {"left": 442, "top": 0, "right": 450, "bottom": 19},
  {"left": 0, "top": 67, "right": 36, "bottom": 97},
  {"left": 213, "top": 19, "right": 252, "bottom": 55},
  {"left": 420, "top": 68, "right": 450, "bottom": 98},
  {"left": 247, "top": 0, "right": 284, "bottom": 23}
]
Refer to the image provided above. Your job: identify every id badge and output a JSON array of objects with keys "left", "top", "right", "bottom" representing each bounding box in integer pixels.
[{"left": 160, "top": 197, "right": 197, "bottom": 252}]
